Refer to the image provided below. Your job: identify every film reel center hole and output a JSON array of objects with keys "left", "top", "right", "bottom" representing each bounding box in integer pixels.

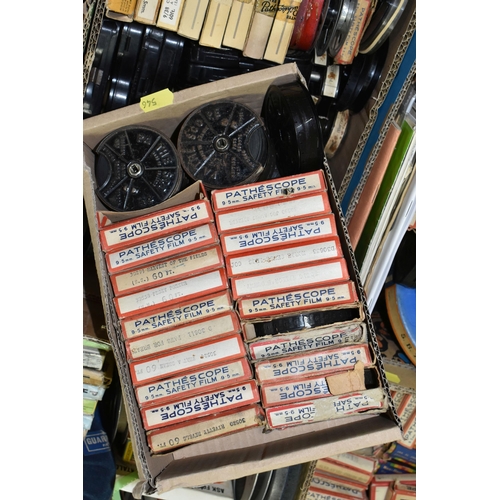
[
  {"left": 213, "top": 135, "right": 231, "bottom": 153},
  {"left": 127, "top": 161, "right": 144, "bottom": 178}
]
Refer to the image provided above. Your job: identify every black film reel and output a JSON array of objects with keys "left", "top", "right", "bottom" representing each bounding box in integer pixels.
[
  {"left": 176, "top": 100, "right": 273, "bottom": 190},
  {"left": 94, "top": 126, "right": 185, "bottom": 212},
  {"left": 328, "top": 0, "right": 357, "bottom": 58},
  {"left": 313, "top": 0, "right": 344, "bottom": 56},
  {"left": 261, "top": 80, "right": 324, "bottom": 176}
]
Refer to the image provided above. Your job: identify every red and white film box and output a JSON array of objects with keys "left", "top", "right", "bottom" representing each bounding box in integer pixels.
[
  {"left": 120, "top": 290, "right": 234, "bottom": 340},
  {"left": 110, "top": 244, "right": 224, "bottom": 297},
  {"left": 215, "top": 191, "right": 332, "bottom": 233},
  {"left": 248, "top": 322, "right": 367, "bottom": 360},
  {"left": 125, "top": 311, "right": 241, "bottom": 360},
  {"left": 254, "top": 344, "right": 373, "bottom": 384},
  {"left": 135, "top": 357, "right": 253, "bottom": 407},
  {"left": 265, "top": 387, "right": 386, "bottom": 429},
  {"left": 310, "top": 470, "right": 368, "bottom": 500},
  {"left": 231, "top": 259, "right": 350, "bottom": 300},
  {"left": 99, "top": 199, "right": 214, "bottom": 252},
  {"left": 306, "top": 485, "right": 366, "bottom": 500},
  {"left": 114, "top": 268, "right": 229, "bottom": 318},
  {"left": 317, "top": 452, "right": 377, "bottom": 485},
  {"left": 105, "top": 222, "right": 218, "bottom": 274},
  {"left": 147, "top": 404, "right": 265, "bottom": 454},
  {"left": 211, "top": 170, "right": 327, "bottom": 212},
  {"left": 140, "top": 380, "right": 260, "bottom": 430},
  {"left": 225, "top": 238, "right": 343, "bottom": 278},
  {"left": 220, "top": 214, "right": 339, "bottom": 257},
  {"left": 237, "top": 280, "right": 358, "bottom": 319},
  {"left": 129, "top": 333, "right": 247, "bottom": 385}
]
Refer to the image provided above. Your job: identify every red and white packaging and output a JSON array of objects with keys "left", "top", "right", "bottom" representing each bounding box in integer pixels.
[
  {"left": 147, "top": 404, "right": 265, "bottom": 454},
  {"left": 113, "top": 268, "right": 229, "bottom": 318},
  {"left": 220, "top": 214, "right": 339, "bottom": 257},
  {"left": 120, "top": 290, "right": 234, "bottom": 340},
  {"left": 110, "top": 245, "right": 224, "bottom": 297},
  {"left": 215, "top": 191, "right": 332, "bottom": 233},
  {"left": 135, "top": 357, "right": 254, "bottom": 407},
  {"left": 125, "top": 311, "right": 241, "bottom": 360},
  {"left": 237, "top": 281, "right": 359, "bottom": 320},
  {"left": 140, "top": 380, "right": 260, "bottom": 430},
  {"left": 99, "top": 199, "right": 214, "bottom": 252},
  {"left": 211, "top": 170, "right": 327, "bottom": 212},
  {"left": 225, "top": 238, "right": 343, "bottom": 278},
  {"left": 230, "top": 259, "right": 350, "bottom": 300},
  {"left": 129, "top": 333, "right": 247, "bottom": 386},
  {"left": 254, "top": 344, "right": 373, "bottom": 385},
  {"left": 105, "top": 222, "right": 219, "bottom": 274},
  {"left": 309, "top": 470, "right": 368, "bottom": 500}
]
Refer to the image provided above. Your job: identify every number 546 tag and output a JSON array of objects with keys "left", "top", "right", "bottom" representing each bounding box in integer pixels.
[{"left": 140, "top": 88, "right": 174, "bottom": 113}]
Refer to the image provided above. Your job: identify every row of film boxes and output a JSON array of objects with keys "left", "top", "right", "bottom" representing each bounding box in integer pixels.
[
  {"left": 97, "top": 195, "right": 265, "bottom": 454},
  {"left": 211, "top": 170, "right": 388, "bottom": 430}
]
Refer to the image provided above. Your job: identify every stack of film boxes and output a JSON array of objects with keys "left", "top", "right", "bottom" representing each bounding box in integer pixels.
[
  {"left": 211, "top": 170, "right": 387, "bottom": 430},
  {"left": 98, "top": 197, "right": 264, "bottom": 455}
]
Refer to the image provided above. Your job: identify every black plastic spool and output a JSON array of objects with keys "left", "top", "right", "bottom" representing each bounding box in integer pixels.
[
  {"left": 261, "top": 80, "right": 324, "bottom": 176},
  {"left": 177, "top": 100, "right": 273, "bottom": 190},
  {"left": 94, "top": 125, "right": 185, "bottom": 212},
  {"left": 313, "top": 0, "right": 344, "bottom": 56},
  {"left": 327, "top": 0, "right": 358, "bottom": 58}
]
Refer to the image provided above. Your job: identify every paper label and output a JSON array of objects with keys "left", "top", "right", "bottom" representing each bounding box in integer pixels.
[
  {"left": 226, "top": 239, "right": 342, "bottom": 277},
  {"left": 215, "top": 192, "right": 331, "bottom": 232},
  {"left": 211, "top": 171, "right": 325, "bottom": 211},
  {"left": 221, "top": 215, "right": 338, "bottom": 255},
  {"left": 135, "top": 358, "right": 252, "bottom": 406},
  {"left": 141, "top": 381, "right": 259, "bottom": 429},
  {"left": 157, "top": 0, "right": 185, "bottom": 30},
  {"left": 262, "top": 375, "right": 331, "bottom": 406},
  {"left": 135, "top": 0, "right": 161, "bottom": 22},
  {"left": 330, "top": 451, "right": 377, "bottom": 473},
  {"left": 255, "top": 344, "right": 372, "bottom": 383},
  {"left": 310, "top": 475, "right": 366, "bottom": 499},
  {"left": 130, "top": 334, "right": 245, "bottom": 384},
  {"left": 323, "top": 64, "right": 340, "bottom": 98},
  {"left": 148, "top": 404, "right": 263, "bottom": 453},
  {"left": 106, "top": 222, "right": 218, "bottom": 274},
  {"left": 223, "top": 0, "right": 257, "bottom": 50},
  {"left": 114, "top": 268, "right": 227, "bottom": 318},
  {"left": 120, "top": 290, "right": 233, "bottom": 339},
  {"left": 111, "top": 245, "right": 223, "bottom": 296},
  {"left": 248, "top": 322, "right": 366, "bottom": 360},
  {"left": 232, "top": 259, "right": 349, "bottom": 299},
  {"left": 126, "top": 311, "right": 240, "bottom": 360},
  {"left": 99, "top": 200, "right": 212, "bottom": 252},
  {"left": 177, "top": 0, "right": 210, "bottom": 39},
  {"left": 306, "top": 487, "right": 357, "bottom": 500},
  {"left": 237, "top": 281, "right": 358, "bottom": 318}
]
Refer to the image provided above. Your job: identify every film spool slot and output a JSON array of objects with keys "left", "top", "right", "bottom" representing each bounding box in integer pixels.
[
  {"left": 327, "top": 0, "right": 357, "bottom": 58},
  {"left": 252, "top": 307, "right": 362, "bottom": 337},
  {"left": 177, "top": 100, "right": 272, "bottom": 190},
  {"left": 94, "top": 125, "right": 185, "bottom": 212},
  {"left": 313, "top": 0, "right": 344, "bottom": 56},
  {"left": 359, "top": 0, "right": 409, "bottom": 54},
  {"left": 261, "top": 80, "right": 324, "bottom": 177}
]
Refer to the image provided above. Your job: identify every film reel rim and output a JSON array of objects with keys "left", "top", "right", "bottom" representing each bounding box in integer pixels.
[
  {"left": 94, "top": 125, "right": 184, "bottom": 212},
  {"left": 327, "top": 0, "right": 358, "bottom": 58},
  {"left": 313, "top": 0, "right": 344, "bottom": 56}
]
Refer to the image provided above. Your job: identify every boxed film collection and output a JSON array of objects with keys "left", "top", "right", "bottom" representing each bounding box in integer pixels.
[{"left": 83, "top": 63, "right": 402, "bottom": 497}]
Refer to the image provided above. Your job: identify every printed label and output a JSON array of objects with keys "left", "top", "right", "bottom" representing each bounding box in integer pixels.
[
  {"left": 215, "top": 192, "right": 331, "bottom": 232},
  {"left": 248, "top": 323, "right": 366, "bottom": 360},
  {"left": 105, "top": 222, "right": 218, "bottom": 274},
  {"left": 212, "top": 171, "right": 325, "bottom": 211},
  {"left": 266, "top": 388, "right": 385, "bottom": 428},
  {"left": 141, "top": 381, "right": 260, "bottom": 430},
  {"left": 231, "top": 259, "right": 349, "bottom": 299},
  {"left": 237, "top": 281, "right": 358, "bottom": 318},
  {"left": 130, "top": 334, "right": 246, "bottom": 385},
  {"left": 157, "top": 0, "right": 185, "bottom": 29},
  {"left": 148, "top": 404, "right": 264, "bottom": 453},
  {"left": 114, "top": 268, "right": 227, "bottom": 318},
  {"left": 111, "top": 245, "right": 223, "bottom": 296},
  {"left": 310, "top": 473, "right": 366, "bottom": 500},
  {"left": 126, "top": 311, "right": 240, "bottom": 360},
  {"left": 329, "top": 451, "right": 377, "bottom": 473},
  {"left": 135, "top": 358, "right": 252, "bottom": 406},
  {"left": 262, "top": 375, "right": 331, "bottom": 407},
  {"left": 226, "top": 238, "right": 342, "bottom": 277},
  {"left": 120, "top": 290, "right": 233, "bottom": 339},
  {"left": 323, "top": 64, "right": 340, "bottom": 98},
  {"left": 99, "top": 199, "right": 212, "bottom": 252},
  {"left": 306, "top": 486, "right": 356, "bottom": 500},
  {"left": 255, "top": 344, "right": 372, "bottom": 383},
  {"left": 221, "top": 215, "right": 338, "bottom": 255}
]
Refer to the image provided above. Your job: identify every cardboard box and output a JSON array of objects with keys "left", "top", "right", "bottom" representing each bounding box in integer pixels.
[{"left": 83, "top": 63, "right": 401, "bottom": 497}]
